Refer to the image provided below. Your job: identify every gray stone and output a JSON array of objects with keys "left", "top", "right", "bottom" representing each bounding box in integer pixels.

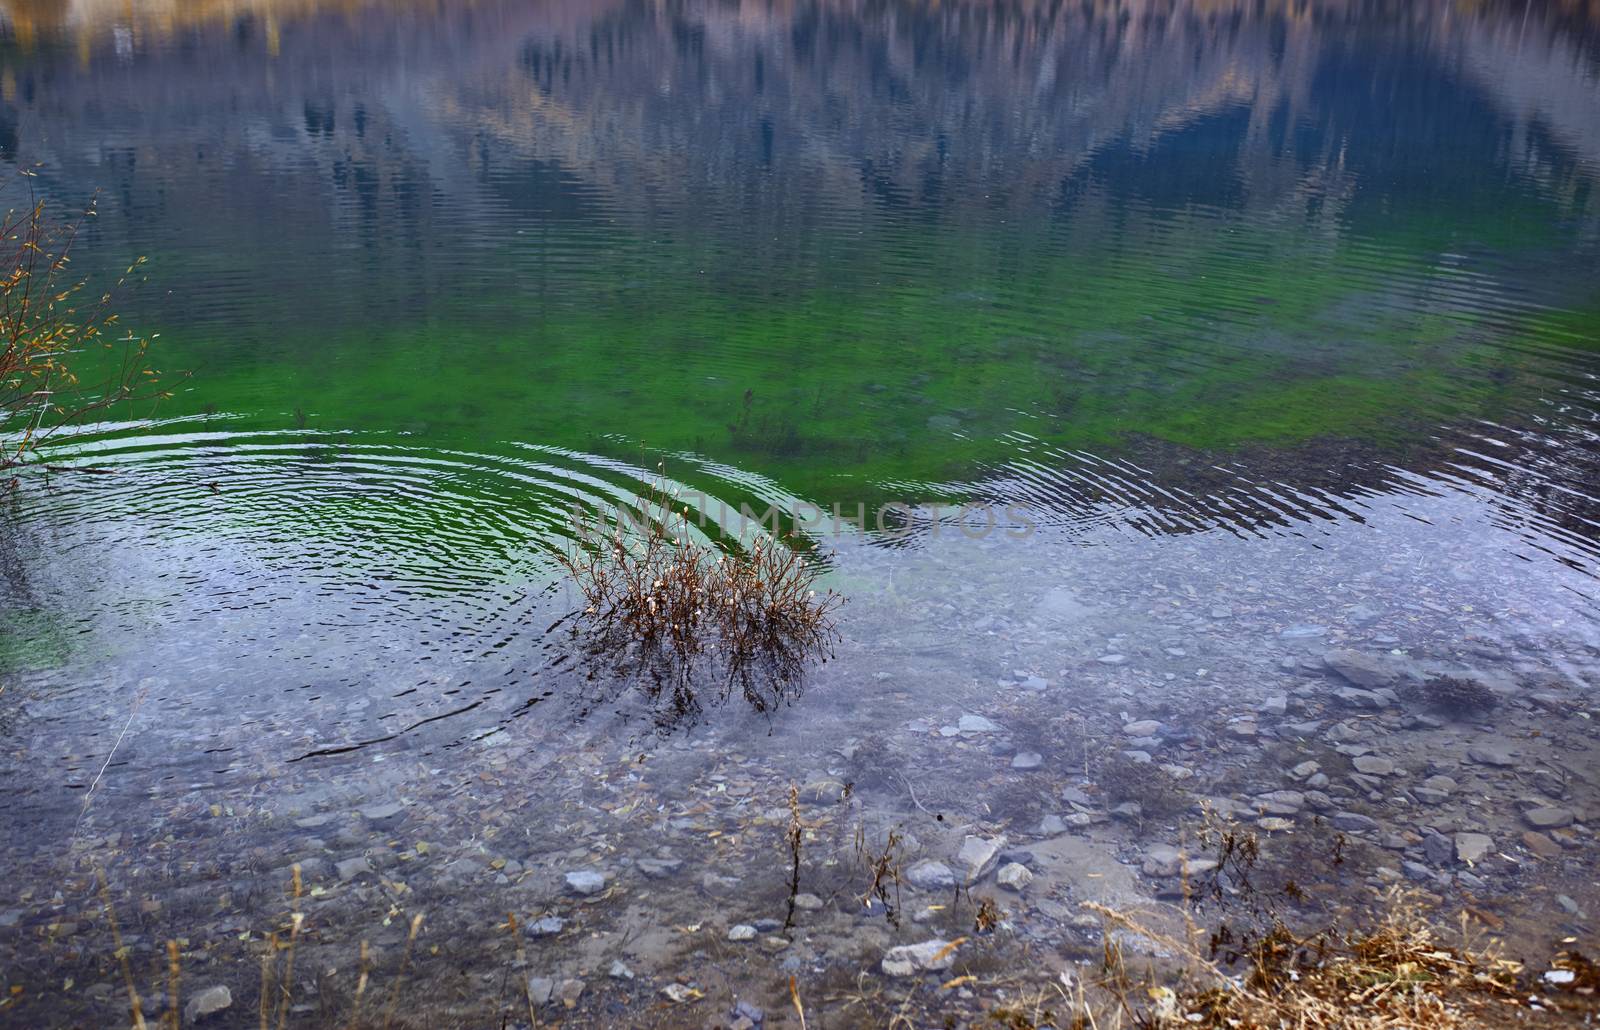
[
  {"left": 1353, "top": 756, "right": 1395, "bottom": 776},
  {"left": 1011, "top": 751, "right": 1043, "bottom": 770},
  {"left": 1141, "top": 844, "right": 1184, "bottom": 878},
  {"left": 557, "top": 980, "right": 585, "bottom": 1006},
  {"left": 1037, "top": 815, "right": 1067, "bottom": 835},
  {"left": 957, "top": 715, "right": 1002, "bottom": 734},
  {"left": 1467, "top": 745, "right": 1515, "bottom": 767},
  {"left": 527, "top": 977, "right": 555, "bottom": 1006},
  {"left": 792, "top": 893, "right": 823, "bottom": 911},
  {"left": 1255, "top": 791, "right": 1305, "bottom": 816},
  {"left": 1324, "top": 651, "right": 1402, "bottom": 690},
  {"left": 637, "top": 858, "right": 683, "bottom": 878},
  {"left": 1123, "top": 720, "right": 1162, "bottom": 737},
  {"left": 1330, "top": 812, "right": 1377, "bottom": 833},
  {"left": 527, "top": 916, "right": 564, "bottom": 938},
  {"left": 1523, "top": 807, "right": 1575, "bottom": 830},
  {"left": 1334, "top": 687, "right": 1388, "bottom": 709},
  {"left": 1289, "top": 761, "right": 1321, "bottom": 780},
  {"left": 1422, "top": 833, "right": 1454, "bottom": 866},
  {"left": 184, "top": 985, "right": 233, "bottom": 1023},
  {"left": 335, "top": 857, "right": 371, "bottom": 882},
  {"left": 906, "top": 860, "right": 956, "bottom": 890},
  {"left": 1259, "top": 694, "right": 1289, "bottom": 716},
  {"left": 996, "top": 863, "right": 1033, "bottom": 891},
  {"left": 799, "top": 780, "right": 848, "bottom": 804},
  {"left": 1454, "top": 833, "right": 1493, "bottom": 865},
  {"left": 728, "top": 924, "right": 757, "bottom": 942},
  {"left": 608, "top": 960, "right": 633, "bottom": 980},
  {"left": 1402, "top": 861, "right": 1435, "bottom": 882},
  {"left": 882, "top": 938, "right": 958, "bottom": 977},
  {"left": 1097, "top": 654, "right": 1127, "bottom": 665},
  {"left": 564, "top": 870, "right": 607, "bottom": 896},
  {"left": 957, "top": 835, "right": 1008, "bottom": 881},
  {"left": 358, "top": 802, "right": 406, "bottom": 829}
]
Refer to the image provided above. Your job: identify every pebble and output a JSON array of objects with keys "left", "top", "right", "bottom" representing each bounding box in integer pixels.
[
  {"left": 1011, "top": 751, "right": 1043, "bottom": 770},
  {"left": 957, "top": 715, "right": 1002, "bottom": 734},
  {"left": 1422, "top": 833, "right": 1454, "bottom": 866},
  {"left": 527, "top": 977, "right": 555, "bottom": 1006},
  {"left": 997, "top": 863, "right": 1033, "bottom": 891},
  {"left": 1467, "top": 745, "right": 1515, "bottom": 767},
  {"left": 1289, "top": 761, "right": 1321, "bottom": 780},
  {"left": 564, "top": 870, "right": 606, "bottom": 896},
  {"left": 557, "top": 979, "right": 586, "bottom": 1006},
  {"left": 957, "top": 835, "right": 1007, "bottom": 881},
  {"left": 1521, "top": 831, "right": 1563, "bottom": 859},
  {"left": 1097, "top": 654, "right": 1127, "bottom": 664},
  {"left": 906, "top": 859, "right": 956, "bottom": 890},
  {"left": 1454, "top": 833, "right": 1493, "bottom": 866},
  {"left": 608, "top": 960, "right": 634, "bottom": 980},
  {"left": 1331, "top": 812, "right": 1377, "bottom": 832},
  {"left": 358, "top": 802, "right": 406, "bottom": 829},
  {"left": 1123, "top": 720, "right": 1162, "bottom": 737},
  {"left": 882, "top": 938, "right": 958, "bottom": 976},
  {"left": 1352, "top": 756, "right": 1395, "bottom": 776},
  {"left": 1255, "top": 791, "right": 1305, "bottom": 815},
  {"left": 728, "top": 924, "right": 757, "bottom": 942},
  {"left": 527, "top": 916, "right": 564, "bottom": 937},
  {"left": 1523, "top": 807, "right": 1575, "bottom": 830},
  {"left": 1324, "top": 650, "right": 1400, "bottom": 689},
  {"left": 184, "top": 985, "right": 233, "bottom": 1023},
  {"left": 1037, "top": 815, "right": 1067, "bottom": 835},
  {"left": 1142, "top": 844, "right": 1186, "bottom": 877},
  {"left": 335, "top": 857, "right": 371, "bottom": 882},
  {"left": 637, "top": 858, "right": 683, "bottom": 878}
]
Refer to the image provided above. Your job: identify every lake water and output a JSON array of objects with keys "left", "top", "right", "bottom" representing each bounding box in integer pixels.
[{"left": 2, "top": 1, "right": 1598, "bottom": 1026}]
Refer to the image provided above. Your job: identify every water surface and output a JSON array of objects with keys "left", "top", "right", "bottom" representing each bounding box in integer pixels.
[{"left": 2, "top": 0, "right": 1598, "bottom": 1025}]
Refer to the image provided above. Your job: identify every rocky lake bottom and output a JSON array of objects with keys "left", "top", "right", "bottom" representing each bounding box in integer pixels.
[{"left": 2, "top": 480, "right": 1597, "bottom": 1028}]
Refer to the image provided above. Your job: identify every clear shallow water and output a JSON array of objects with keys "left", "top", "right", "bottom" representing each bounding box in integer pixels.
[{"left": 2, "top": 1, "right": 1599, "bottom": 1026}]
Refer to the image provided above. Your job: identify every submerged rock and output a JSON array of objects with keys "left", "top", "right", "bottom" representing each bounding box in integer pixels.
[
  {"left": 957, "top": 714, "right": 1003, "bottom": 734},
  {"left": 957, "top": 835, "right": 1007, "bottom": 881},
  {"left": 1454, "top": 833, "right": 1493, "bottom": 865},
  {"left": 1523, "top": 807, "right": 1574, "bottom": 830},
  {"left": 997, "top": 862, "right": 1033, "bottom": 891},
  {"left": 1324, "top": 651, "right": 1403, "bottom": 690},
  {"left": 882, "top": 938, "right": 958, "bottom": 976},
  {"left": 564, "top": 870, "right": 607, "bottom": 896},
  {"left": 184, "top": 985, "right": 232, "bottom": 1023},
  {"left": 905, "top": 859, "right": 956, "bottom": 890}
]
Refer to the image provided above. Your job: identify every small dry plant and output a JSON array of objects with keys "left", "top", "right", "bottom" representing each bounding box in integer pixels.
[
  {"left": 1, "top": 173, "right": 178, "bottom": 470},
  {"left": 559, "top": 465, "right": 843, "bottom": 713}
]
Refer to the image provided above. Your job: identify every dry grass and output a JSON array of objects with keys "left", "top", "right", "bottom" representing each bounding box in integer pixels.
[
  {"left": 1079, "top": 889, "right": 1541, "bottom": 1029},
  {"left": 559, "top": 466, "right": 843, "bottom": 708}
]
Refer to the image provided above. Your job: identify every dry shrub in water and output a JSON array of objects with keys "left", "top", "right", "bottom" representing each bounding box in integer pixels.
[
  {"left": 1, "top": 174, "right": 174, "bottom": 469},
  {"left": 559, "top": 468, "right": 843, "bottom": 714}
]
